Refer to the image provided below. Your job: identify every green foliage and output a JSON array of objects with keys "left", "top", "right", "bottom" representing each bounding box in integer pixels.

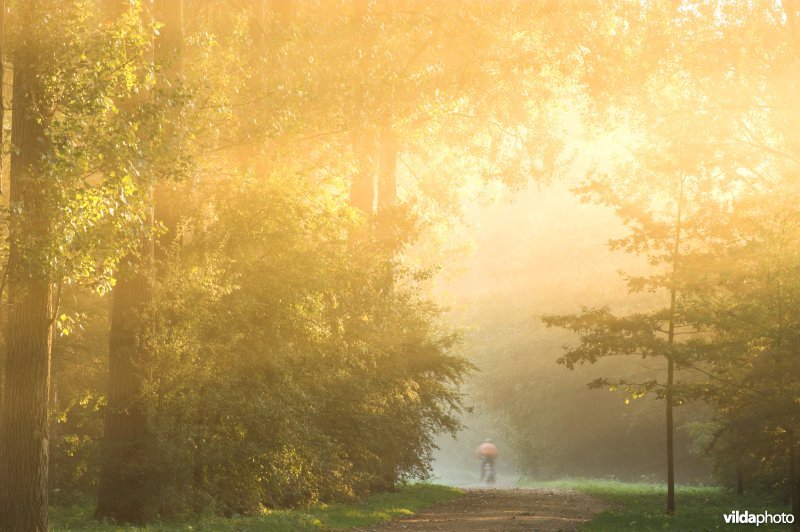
[
  {"left": 49, "top": 289, "right": 111, "bottom": 501},
  {"left": 32, "top": 0, "right": 800, "bottom": 525},
  {"left": 3, "top": 1, "right": 171, "bottom": 290},
  {"left": 122, "top": 167, "right": 470, "bottom": 515}
]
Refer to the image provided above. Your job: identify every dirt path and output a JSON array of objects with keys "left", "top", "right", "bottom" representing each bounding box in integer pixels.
[{"left": 365, "top": 488, "right": 614, "bottom": 531}]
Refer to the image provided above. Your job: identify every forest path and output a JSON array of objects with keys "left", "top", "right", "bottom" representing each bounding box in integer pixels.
[{"left": 364, "top": 488, "right": 614, "bottom": 531}]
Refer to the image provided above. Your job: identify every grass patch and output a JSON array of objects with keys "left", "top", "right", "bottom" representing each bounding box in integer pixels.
[
  {"left": 50, "top": 484, "right": 463, "bottom": 531},
  {"left": 520, "top": 478, "right": 791, "bottom": 530}
]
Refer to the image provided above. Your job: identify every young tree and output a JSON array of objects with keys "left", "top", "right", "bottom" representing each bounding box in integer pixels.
[{"left": 543, "top": 174, "right": 694, "bottom": 515}]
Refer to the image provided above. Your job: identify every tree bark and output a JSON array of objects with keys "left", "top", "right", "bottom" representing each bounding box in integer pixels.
[
  {"left": 791, "top": 444, "right": 800, "bottom": 530},
  {"left": 97, "top": 1, "right": 185, "bottom": 522},
  {"left": 48, "top": 373, "right": 58, "bottom": 499},
  {"left": 96, "top": 1, "right": 158, "bottom": 523},
  {"left": 153, "top": 0, "right": 184, "bottom": 261},
  {"left": 348, "top": 0, "right": 377, "bottom": 214},
  {"left": 665, "top": 178, "right": 684, "bottom": 516},
  {"left": 96, "top": 254, "right": 154, "bottom": 523},
  {"left": 0, "top": 2, "right": 53, "bottom": 528},
  {"left": 0, "top": 0, "right": 5, "bottom": 196},
  {"left": 377, "top": 126, "right": 398, "bottom": 209},
  {"left": 665, "top": 330, "right": 675, "bottom": 515},
  {"left": 735, "top": 457, "right": 744, "bottom": 495},
  {"left": 349, "top": 129, "right": 376, "bottom": 213}
]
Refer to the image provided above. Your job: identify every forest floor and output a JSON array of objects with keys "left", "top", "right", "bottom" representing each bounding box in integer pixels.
[{"left": 362, "top": 488, "right": 614, "bottom": 531}]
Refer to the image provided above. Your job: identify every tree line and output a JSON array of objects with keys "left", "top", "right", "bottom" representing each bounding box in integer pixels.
[
  {"left": 536, "top": 0, "right": 800, "bottom": 518},
  {"left": 3, "top": 1, "right": 797, "bottom": 529},
  {"left": 0, "top": 1, "right": 602, "bottom": 529}
]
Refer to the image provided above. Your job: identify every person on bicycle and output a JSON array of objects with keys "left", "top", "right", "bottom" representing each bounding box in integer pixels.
[{"left": 477, "top": 439, "right": 498, "bottom": 480}]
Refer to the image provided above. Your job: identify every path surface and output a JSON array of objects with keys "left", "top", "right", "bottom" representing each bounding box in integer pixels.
[{"left": 366, "top": 488, "right": 614, "bottom": 531}]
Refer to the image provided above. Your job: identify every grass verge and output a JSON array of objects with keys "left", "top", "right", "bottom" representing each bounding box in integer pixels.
[
  {"left": 520, "top": 478, "right": 792, "bottom": 531},
  {"left": 50, "top": 483, "right": 463, "bottom": 531}
]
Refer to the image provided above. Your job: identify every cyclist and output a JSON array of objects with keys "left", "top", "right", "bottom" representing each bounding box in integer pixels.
[{"left": 476, "top": 439, "right": 498, "bottom": 482}]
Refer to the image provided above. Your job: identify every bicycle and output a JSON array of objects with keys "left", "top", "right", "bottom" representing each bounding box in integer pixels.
[{"left": 482, "top": 461, "right": 496, "bottom": 486}]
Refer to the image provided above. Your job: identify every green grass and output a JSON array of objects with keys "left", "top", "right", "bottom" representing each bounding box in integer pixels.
[
  {"left": 50, "top": 484, "right": 463, "bottom": 531},
  {"left": 520, "top": 478, "right": 792, "bottom": 531}
]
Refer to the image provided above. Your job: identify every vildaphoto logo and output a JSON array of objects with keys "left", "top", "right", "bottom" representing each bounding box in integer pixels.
[{"left": 723, "top": 510, "right": 794, "bottom": 526}]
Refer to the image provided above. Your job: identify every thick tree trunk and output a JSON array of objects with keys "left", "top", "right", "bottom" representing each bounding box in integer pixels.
[
  {"left": 1, "top": 281, "right": 52, "bottom": 532},
  {"left": 48, "top": 375, "right": 58, "bottom": 499},
  {"left": 0, "top": 0, "right": 5, "bottom": 196},
  {"left": 0, "top": 5, "right": 53, "bottom": 528},
  {"left": 98, "top": 1, "right": 184, "bottom": 522},
  {"left": 96, "top": 254, "right": 154, "bottom": 523},
  {"left": 96, "top": 1, "right": 158, "bottom": 523}
]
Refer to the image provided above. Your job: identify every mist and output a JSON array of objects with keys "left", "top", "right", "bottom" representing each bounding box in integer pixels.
[
  {"left": 430, "top": 176, "right": 710, "bottom": 485},
  {"left": 2, "top": 2, "right": 800, "bottom": 529}
]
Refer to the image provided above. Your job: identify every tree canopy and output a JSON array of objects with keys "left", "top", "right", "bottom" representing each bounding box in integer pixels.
[{"left": 1, "top": 0, "right": 800, "bottom": 528}]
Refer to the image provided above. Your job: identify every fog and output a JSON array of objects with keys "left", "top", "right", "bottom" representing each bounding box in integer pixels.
[{"left": 429, "top": 174, "right": 709, "bottom": 486}]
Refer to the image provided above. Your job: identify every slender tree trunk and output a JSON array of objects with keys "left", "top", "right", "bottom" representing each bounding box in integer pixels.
[
  {"left": 791, "top": 444, "right": 800, "bottom": 530},
  {"left": 153, "top": 0, "right": 184, "bottom": 261},
  {"left": 349, "top": 129, "right": 376, "bottom": 213},
  {"left": 665, "top": 178, "right": 684, "bottom": 516},
  {"left": 735, "top": 456, "right": 744, "bottom": 495},
  {"left": 377, "top": 126, "right": 398, "bottom": 209},
  {"left": 0, "top": 3, "right": 54, "bottom": 528},
  {"left": 348, "top": 0, "right": 377, "bottom": 214},
  {"left": 665, "top": 322, "right": 675, "bottom": 515}
]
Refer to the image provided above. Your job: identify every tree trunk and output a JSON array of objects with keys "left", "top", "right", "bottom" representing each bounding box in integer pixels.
[
  {"left": 0, "top": 0, "right": 5, "bottom": 196},
  {"left": 48, "top": 374, "right": 58, "bottom": 499},
  {"left": 735, "top": 457, "right": 744, "bottom": 495},
  {"left": 96, "top": 254, "right": 154, "bottom": 523},
  {"left": 97, "top": 1, "right": 184, "bottom": 522},
  {"left": 96, "top": 1, "right": 158, "bottom": 523},
  {"left": 665, "top": 178, "right": 684, "bottom": 516},
  {"left": 665, "top": 342, "right": 675, "bottom": 515},
  {"left": 153, "top": 0, "right": 184, "bottom": 261},
  {"left": 348, "top": 0, "right": 377, "bottom": 214},
  {"left": 377, "top": 126, "right": 398, "bottom": 209},
  {"left": 791, "top": 445, "right": 800, "bottom": 530},
  {"left": 349, "top": 129, "right": 376, "bottom": 213},
  {"left": 0, "top": 3, "right": 53, "bottom": 528}
]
